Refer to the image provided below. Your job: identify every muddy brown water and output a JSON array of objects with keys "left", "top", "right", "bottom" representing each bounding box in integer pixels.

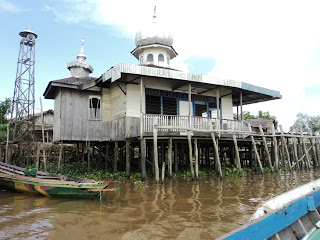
[{"left": 0, "top": 171, "right": 319, "bottom": 240}]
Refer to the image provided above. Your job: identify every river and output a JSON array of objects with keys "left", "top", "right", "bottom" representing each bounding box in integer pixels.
[{"left": 0, "top": 171, "right": 319, "bottom": 240}]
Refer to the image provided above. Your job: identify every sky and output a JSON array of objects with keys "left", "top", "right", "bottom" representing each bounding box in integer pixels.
[{"left": 1, "top": 0, "right": 320, "bottom": 131}]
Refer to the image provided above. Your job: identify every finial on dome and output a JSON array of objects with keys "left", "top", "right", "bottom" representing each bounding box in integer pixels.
[
  {"left": 152, "top": 6, "right": 157, "bottom": 23},
  {"left": 77, "top": 38, "right": 86, "bottom": 62}
]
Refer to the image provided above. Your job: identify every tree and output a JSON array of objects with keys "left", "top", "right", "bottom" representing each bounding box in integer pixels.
[
  {"left": 0, "top": 98, "right": 11, "bottom": 124},
  {"left": 292, "top": 113, "right": 320, "bottom": 134},
  {"left": 243, "top": 110, "right": 278, "bottom": 127},
  {"left": 0, "top": 98, "right": 11, "bottom": 142},
  {"left": 242, "top": 111, "right": 256, "bottom": 119}
]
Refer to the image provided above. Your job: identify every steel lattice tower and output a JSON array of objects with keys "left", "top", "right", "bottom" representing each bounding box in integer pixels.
[{"left": 11, "top": 30, "right": 37, "bottom": 139}]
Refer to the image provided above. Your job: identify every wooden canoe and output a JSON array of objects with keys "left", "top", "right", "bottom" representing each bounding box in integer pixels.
[{"left": 0, "top": 161, "right": 112, "bottom": 199}]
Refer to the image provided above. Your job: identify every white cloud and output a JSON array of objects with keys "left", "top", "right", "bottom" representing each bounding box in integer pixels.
[
  {"left": 0, "top": 0, "right": 25, "bottom": 13},
  {"left": 45, "top": 0, "right": 320, "bottom": 129}
]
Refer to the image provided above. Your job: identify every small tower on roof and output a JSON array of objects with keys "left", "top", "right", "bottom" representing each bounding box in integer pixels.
[
  {"left": 131, "top": 6, "right": 178, "bottom": 68},
  {"left": 67, "top": 38, "right": 93, "bottom": 77}
]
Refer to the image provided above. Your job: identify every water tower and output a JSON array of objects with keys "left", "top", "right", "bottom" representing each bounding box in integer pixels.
[{"left": 11, "top": 30, "right": 37, "bottom": 139}]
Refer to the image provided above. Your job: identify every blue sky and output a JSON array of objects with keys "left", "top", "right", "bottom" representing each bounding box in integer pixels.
[{"left": 1, "top": 0, "right": 320, "bottom": 130}]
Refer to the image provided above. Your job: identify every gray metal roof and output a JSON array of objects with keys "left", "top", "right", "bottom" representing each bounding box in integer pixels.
[{"left": 102, "top": 63, "right": 281, "bottom": 105}]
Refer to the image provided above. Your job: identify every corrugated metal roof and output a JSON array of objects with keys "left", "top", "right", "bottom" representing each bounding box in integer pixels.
[{"left": 102, "top": 63, "right": 281, "bottom": 99}]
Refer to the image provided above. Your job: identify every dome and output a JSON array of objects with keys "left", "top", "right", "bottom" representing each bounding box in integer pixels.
[{"left": 135, "top": 22, "right": 173, "bottom": 47}]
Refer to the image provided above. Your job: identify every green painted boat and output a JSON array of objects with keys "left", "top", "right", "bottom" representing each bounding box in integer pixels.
[{"left": 0, "top": 162, "right": 112, "bottom": 199}]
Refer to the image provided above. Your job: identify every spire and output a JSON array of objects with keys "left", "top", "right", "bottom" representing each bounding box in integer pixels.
[
  {"left": 77, "top": 38, "right": 86, "bottom": 62},
  {"left": 67, "top": 38, "right": 93, "bottom": 77},
  {"left": 152, "top": 5, "right": 157, "bottom": 23}
]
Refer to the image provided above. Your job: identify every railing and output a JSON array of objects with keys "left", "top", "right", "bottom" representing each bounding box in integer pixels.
[{"left": 143, "top": 114, "right": 251, "bottom": 133}]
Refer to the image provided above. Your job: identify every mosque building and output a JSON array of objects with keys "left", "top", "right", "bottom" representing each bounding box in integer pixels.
[{"left": 43, "top": 7, "right": 281, "bottom": 181}]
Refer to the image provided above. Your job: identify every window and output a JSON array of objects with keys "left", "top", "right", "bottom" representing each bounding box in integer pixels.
[
  {"left": 195, "top": 101, "right": 208, "bottom": 117},
  {"left": 163, "top": 97, "right": 177, "bottom": 115},
  {"left": 209, "top": 102, "right": 218, "bottom": 118},
  {"left": 146, "top": 95, "right": 161, "bottom": 114},
  {"left": 147, "top": 54, "right": 154, "bottom": 62},
  {"left": 89, "top": 97, "right": 101, "bottom": 120},
  {"left": 158, "top": 54, "right": 164, "bottom": 62}
]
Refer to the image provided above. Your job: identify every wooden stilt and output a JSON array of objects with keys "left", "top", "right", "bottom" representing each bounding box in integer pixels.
[
  {"left": 153, "top": 118, "right": 159, "bottom": 183},
  {"left": 280, "top": 125, "right": 292, "bottom": 169},
  {"left": 81, "top": 143, "right": 85, "bottom": 170},
  {"left": 174, "top": 141, "right": 178, "bottom": 172},
  {"left": 271, "top": 124, "right": 279, "bottom": 171},
  {"left": 149, "top": 142, "right": 154, "bottom": 176},
  {"left": 0, "top": 144, "right": 3, "bottom": 162},
  {"left": 309, "top": 132, "right": 318, "bottom": 168},
  {"left": 140, "top": 138, "right": 146, "bottom": 181},
  {"left": 233, "top": 135, "right": 242, "bottom": 173},
  {"left": 7, "top": 144, "right": 12, "bottom": 165},
  {"left": 98, "top": 142, "right": 102, "bottom": 167},
  {"left": 187, "top": 131, "right": 195, "bottom": 181},
  {"left": 161, "top": 160, "right": 165, "bottom": 183},
  {"left": 105, "top": 142, "right": 109, "bottom": 172},
  {"left": 87, "top": 141, "right": 90, "bottom": 173},
  {"left": 168, "top": 138, "right": 173, "bottom": 179},
  {"left": 250, "top": 135, "right": 264, "bottom": 174},
  {"left": 114, "top": 141, "right": 118, "bottom": 173},
  {"left": 259, "top": 124, "right": 273, "bottom": 171},
  {"left": 209, "top": 120, "right": 222, "bottom": 178},
  {"left": 126, "top": 141, "right": 130, "bottom": 179},
  {"left": 315, "top": 139, "right": 320, "bottom": 167},
  {"left": 300, "top": 130, "right": 311, "bottom": 170},
  {"left": 212, "top": 136, "right": 222, "bottom": 178},
  {"left": 194, "top": 138, "right": 199, "bottom": 180},
  {"left": 5, "top": 123, "right": 9, "bottom": 164},
  {"left": 291, "top": 132, "right": 299, "bottom": 170},
  {"left": 58, "top": 142, "right": 63, "bottom": 174},
  {"left": 76, "top": 143, "right": 80, "bottom": 161},
  {"left": 40, "top": 97, "right": 47, "bottom": 171},
  {"left": 36, "top": 143, "right": 40, "bottom": 169}
]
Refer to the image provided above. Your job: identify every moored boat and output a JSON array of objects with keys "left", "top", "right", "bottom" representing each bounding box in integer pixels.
[
  {"left": 0, "top": 161, "right": 114, "bottom": 199},
  {"left": 219, "top": 179, "right": 320, "bottom": 240}
]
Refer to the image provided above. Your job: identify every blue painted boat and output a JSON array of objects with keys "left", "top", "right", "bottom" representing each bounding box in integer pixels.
[{"left": 219, "top": 179, "right": 320, "bottom": 240}]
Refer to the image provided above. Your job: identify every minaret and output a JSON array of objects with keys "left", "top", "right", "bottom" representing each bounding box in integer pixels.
[
  {"left": 131, "top": 6, "right": 177, "bottom": 68},
  {"left": 67, "top": 39, "right": 93, "bottom": 77},
  {"left": 11, "top": 30, "right": 37, "bottom": 122}
]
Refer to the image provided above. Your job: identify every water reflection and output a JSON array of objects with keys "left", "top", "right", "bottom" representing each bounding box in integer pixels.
[{"left": 0, "top": 170, "right": 319, "bottom": 239}]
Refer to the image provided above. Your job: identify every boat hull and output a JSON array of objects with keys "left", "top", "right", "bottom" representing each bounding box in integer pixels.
[
  {"left": 0, "top": 173, "right": 106, "bottom": 199},
  {"left": 219, "top": 180, "right": 320, "bottom": 240}
]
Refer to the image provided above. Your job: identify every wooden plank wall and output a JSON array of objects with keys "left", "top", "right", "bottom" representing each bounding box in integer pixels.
[
  {"left": 110, "top": 82, "right": 126, "bottom": 120},
  {"left": 102, "top": 88, "right": 111, "bottom": 121},
  {"left": 55, "top": 88, "right": 139, "bottom": 141},
  {"left": 126, "top": 84, "right": 140, "bottom": 117},
  {"left": 53, "top": 90, "right": 61, "bottom": 141}
]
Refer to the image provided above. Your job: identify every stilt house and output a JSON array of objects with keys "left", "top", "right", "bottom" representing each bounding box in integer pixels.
[{"left": 43, "top": 11, "right": 281, "bottom": 180}]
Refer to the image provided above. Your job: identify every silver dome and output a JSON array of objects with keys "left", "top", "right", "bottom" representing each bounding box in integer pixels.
[{"left": 135, "top": 22, "right": 173, "bottom": 47}]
